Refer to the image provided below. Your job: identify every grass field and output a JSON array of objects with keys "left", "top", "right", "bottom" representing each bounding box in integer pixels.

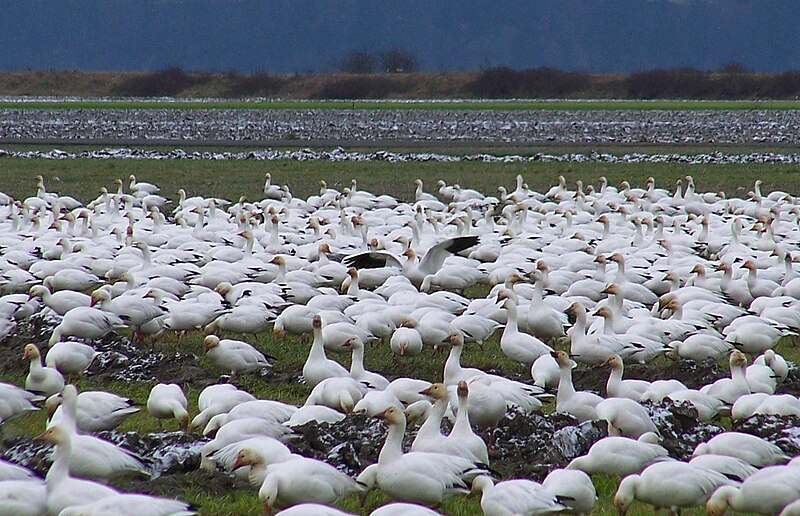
[
  {"left": 0, "top": 156, "right": 795, "bottom": 204},
  {"left": 3, "top": 98, "right": 800, "bottom": 111},
  {"left": 0, "top": 156, "right": 790, "bottom": 515}
]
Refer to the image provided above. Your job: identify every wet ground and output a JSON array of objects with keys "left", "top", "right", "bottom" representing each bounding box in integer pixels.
[{"left": 4, "top": 317, "right": 800, "bottom": 505}]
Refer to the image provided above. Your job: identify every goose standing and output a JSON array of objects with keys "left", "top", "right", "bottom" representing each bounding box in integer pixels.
[
  {"left": 23, "top": 343, "right": 65, "bottom": 396},
  {"left": 203, "top": 335, "right": 272, "bottom": 377},
  {"left": 302, "top": 314, "right": 349, "bottom": 387},
  {"left": 552, "top": 350, "right": 603, "bottom": 423}
]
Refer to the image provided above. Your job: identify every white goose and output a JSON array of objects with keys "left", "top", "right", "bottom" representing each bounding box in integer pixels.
[
  {"left": 38, "top": 425, "right": 119, "bottom": 515},
  {"left": 614, "top": 461, "right": 731, "bottom": 515},
  {"left": 0, "top": 479, "right": 47, "bottom": 515},
  {"left": 47, "top": 389, "right": 139, "bottom": 433},
  {"left": 603, "top": 354, "right": 650, "bottom": 400},
  {"left": 552, "top": 350, "right": 603, "bottom": 423},
  {"left": 0, "top": 382, "right": 40, "bottom": 424},
  {"left": 371, "top": 406, "right": 489, "bottom": 506},
  {"left": 566, "top": 432, "right": 669, "bottom": 477},
  {"left": 203, "top": 335, "right": 272, "bottom": 376},
  {"left": 58, "top": 493, "right": 196, "bottom": 516},
  {"left": 595, "top": 397, "right": 658, "bottom": 439},
  {"left": 23, "top": 343, "right": 64, "bottom": 396},
  {"left": 301, "top": 314, "right": 349, "bottom": 387},
  {"left": 706, "top": 465, "right": 800, "bottom": 516},
  {"left": 44, "top": 340, "right": 99, "bottom": 378},
  {"left": 497, "top": 290, "right": 553, "bottom": 365},
  {"left": 48, "top": 306, "right": 125, "bottom": 346},
  {"left": 471, "top": 475, "right": 566, "bottom": 516},
  {"left": 28, "top": 284, "right": 90, "bottom": 315},
  {"left": 542, "top": 468, "right": 597, "bottom": 515},
  {"left": 692, "top": 432, "right": 789, "bottom": 467},
  {"left": 147, "top": 383, "right": 190, "bottom": 430}
]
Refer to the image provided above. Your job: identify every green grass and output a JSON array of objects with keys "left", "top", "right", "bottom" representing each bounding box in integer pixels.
[
  {"left": 3, "top": 98, "right": 800, "bottom": 111},
  {"left": 1, "top": 157, "right": 799, "bottom": 206},
  {"left": 1, "top": 156, "right": 794, "bottom": 514}
]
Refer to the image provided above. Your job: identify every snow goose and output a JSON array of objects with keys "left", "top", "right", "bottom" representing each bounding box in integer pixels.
[
  {"left": 343, "top": 235, "right": 479, "bottom": 288},
  {"left": 0, "top": 459, "right": 36, "bottom": 481},
  {"left": 531, "top": 354, "right": 561, "bottom": 390},
  {"left": 595, "top": 397, "right": 658, "bottom": 439},
  {"left": 90, "top": 286, "right": 165, "bottom": 338},
  {"left": 389, "top": 326, "right": 423, "bottom": 356},
  {"left": 700, "top": 350, "right": 751, "bottom": 404},
  {"left": 552, "top": 350, "right": 603, "bottom": 423},
  {"left": 755, "top": 349, "right": 789, "bottom": 383},
  {"left": 542, "top": 468, "right": 597, "bottom": 515},
  {"left": 302, "top": 314, "right": 349, "bottom": 387},
  {"left": 566, "top": 432, "right": 669, "bottom": 477},
  {"left": 304, "top": 376, "right": 367, "bottom": 414},
  {"left": 667, "top": 333, "right": 733, "bottom": 362},
  {"left": 46, "top": 269, "right": 102, "bottom": 292},
  {"left": 343, "top": 338, "right": 389, "bottom": 390},
  {"left": 353, "top": 389, "right": 404, "bottom": 417},
  {"left": 371, "top": 406, "right": 490, "bottom": 506},
  {"left": 23, "top": 343, "right": 64, "bottom": 396},
  {"left": 410, "top": 384, "right": 451, "bottom": 454},
  {"left": 27, "top": 284, "right": 89, "bottom": 315},
  {"left": 203, "top": 335, "right": 272, "bottom": 377},
  {"left": 706, "top": 465, "right": 800, "bottom": 516},
  {"left": 693, "top": 432, "right": 789, "bottom": 467},
  {"left": 200, "top": 417, "right": 291, "bottom": 471},
  {"left": 191, "top": 385, "right": 256, "bottom": 430},
  {"left": 614, "top": 461, "right": 731, "bottom": 515},
  {"left": 37, "top": 425, "right": 119, "bottom": 514},
  {"left": 48, "top": 389, "right": 139, "bottom": 433},
  {"left": 497, "top": 290, "right": 553, "bottom": 365},
  {"left": 0, "top": 479, "right": 47, "bottom": 515},
  {"left": 204, "top": 303, "right": 276, "bottom": 335},
  {"left": 689, "top": 454, "right": 758, "bottom": 483},
  {"left": 48, "top": 305, "right": 125, "bottom": 346},
  {"left": 286, "top": 405, "right": 345, "bottom": 427},
  {"left": 603, "top": 354, "right": 650, "bottom": 400},
  {"left": 450, "top": 313, "right": 502, "bottom": 346},
  {"left": 0, "top": 381, "right": 40, "bottom": 425},
  {"left": 565, "top": 302, "right": 640, "bottom": 365},
  {"left": 44, "top": 340, "right": 98, "bottom": 378},
  {"left": 147, "top": 383, "right": 190, "bottom": 430},
  {"left": 59, "top": 493, "right": 195, "bottom": 515},
  {"left": 256, "top": 455, "right": 361, "bottom": 513},
  {"left": 369, "top": 502, "right": 442, "bottom": 516},
  {"left": 471, "top": 475, "right": 566, "bottom": 516},
  {"left": 203, "top": 399, "right": 296, "bottom": 435},
  {"left": 275, "top": 504, "right": 354, "bottom": 516},
  {"left": 448, "top": 381, "right": 489, "bottom": 465},
  {"left": 666, "top": 389, "right": 726, "bottom": 422}
]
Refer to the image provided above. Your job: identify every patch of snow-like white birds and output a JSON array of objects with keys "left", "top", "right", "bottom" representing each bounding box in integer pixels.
[{"left": 3, "top": 172, "right": 800, "bottom": 514}]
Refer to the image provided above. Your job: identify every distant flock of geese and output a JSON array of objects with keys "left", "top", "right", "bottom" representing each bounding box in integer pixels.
[{"left": 1, "top": 172, "right": 800, "bottom": 514}]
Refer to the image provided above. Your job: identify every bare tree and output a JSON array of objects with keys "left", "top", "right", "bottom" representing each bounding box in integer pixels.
[
  {"left": 380, "top": 48, "right": 417, "bottom": 73},
  {"left": 339, "top": 51, "right": 376, "bottom": 74}
]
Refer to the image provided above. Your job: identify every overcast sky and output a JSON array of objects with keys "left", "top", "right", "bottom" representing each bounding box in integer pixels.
[{"left": 2, "top": 0, "right": 798, "bottom": 73}]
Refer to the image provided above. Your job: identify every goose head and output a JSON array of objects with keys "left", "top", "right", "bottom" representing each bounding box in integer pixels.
[
  {"left": 22, "top": 343, "right": 40, "bottom": 361},
  {"left": 419, "top": 382, "right": 448, "bottom": 400},
  {"left": 35, "top": 424, "right": 68, "bottom": 445},
  {"left": 592, "top": 306, "right": 613, "bottom": 319},
  {"left": 601, "top": 354, "right": 623, "bottom": 370},
  {"left": 729, "top": 350, "right": 747, "bottom": 369},
  {"left": 231, "top": 447, "right": 263, "bottom": 471},
  {"left": 203, "top": 335, "right": 221, "bottom": 354},
  {"left": 550, "top": 349, "right": 572, "bottom": 368},
  {"left": 456, "top": 380, "right": 469, "bottom": 400},
  {"left": 374, "top": 405, "right": 405, "bottom": 425},
  {"left": 442, "top": 331, "right": 463, "bottom": 347}
]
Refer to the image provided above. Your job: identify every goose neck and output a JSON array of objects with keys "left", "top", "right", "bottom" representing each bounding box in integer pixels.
[{"left": 378, "top": 418, "right": 406, "bottom": 464}]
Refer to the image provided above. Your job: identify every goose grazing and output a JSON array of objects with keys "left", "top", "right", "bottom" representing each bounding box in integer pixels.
[
  {"left": 203, "top": 335, "right": 272, "bottom": 377},
  {"left": 471, "top": 475, "right": 566, "bottom": 516},
  {"left": 28, "top": 284, "right": 90, "bottom": 316},
  {"left": 692, "top": 432, "right": 789, "bottom": 467},
  {"left": 57, "top": 493, "right": 196, "bottom": 516},
  {"left": 614, "top": 461, "right": 731, "bottom": 515},
  {"left": 242, "top": 453, "right": 361, "bottom": 513},
  {"left": 304, "top": 376, "right": 367, "bottom": 414},
  {"left": 389, "top": 326, "right": 423, "bottom": 356},
  {"left": 47, "top": 390, "right": 139, "bottom": 433},
  {"left": 542, "top": 468, "right": 597, "bottom": 515},
  {"left": 343, "top": 235, "right": 479, "bottom": 288},
  {"left": 567, "top": 432, "right": 669, "bottom": 477},
  {"left": 23, "top": 343, "right": 65, "bottom": 396},
  {"left": 0, "top": 381, "right": 40, "bottom": 425},
  {"left": 48, "top": 306, "right": 126, "bottom": 346},
  {"left": 595, "top": 397, "right": 658, "bottom": 439},
  {"left": 706, "top": 465, "right": 800, "bottom": 516},
  {"left": 552, "top": 350, "right": 603, "bottom": 423},
  {"left": 301, "top": 314, "right": 348, "bottom": 387},
  {"left": 371, "top": 406, "right": 490, "bottom": 506},
  {"left": 44, "top": 340, "right": 99, "bottom": 378},
  {"left": 147, "top": 383, "right": 190, "bottom": 430}
]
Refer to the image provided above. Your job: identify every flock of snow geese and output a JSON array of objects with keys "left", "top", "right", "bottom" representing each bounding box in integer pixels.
[{"left": 2, "top": 171, "right": 800, "bottom": 515}]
